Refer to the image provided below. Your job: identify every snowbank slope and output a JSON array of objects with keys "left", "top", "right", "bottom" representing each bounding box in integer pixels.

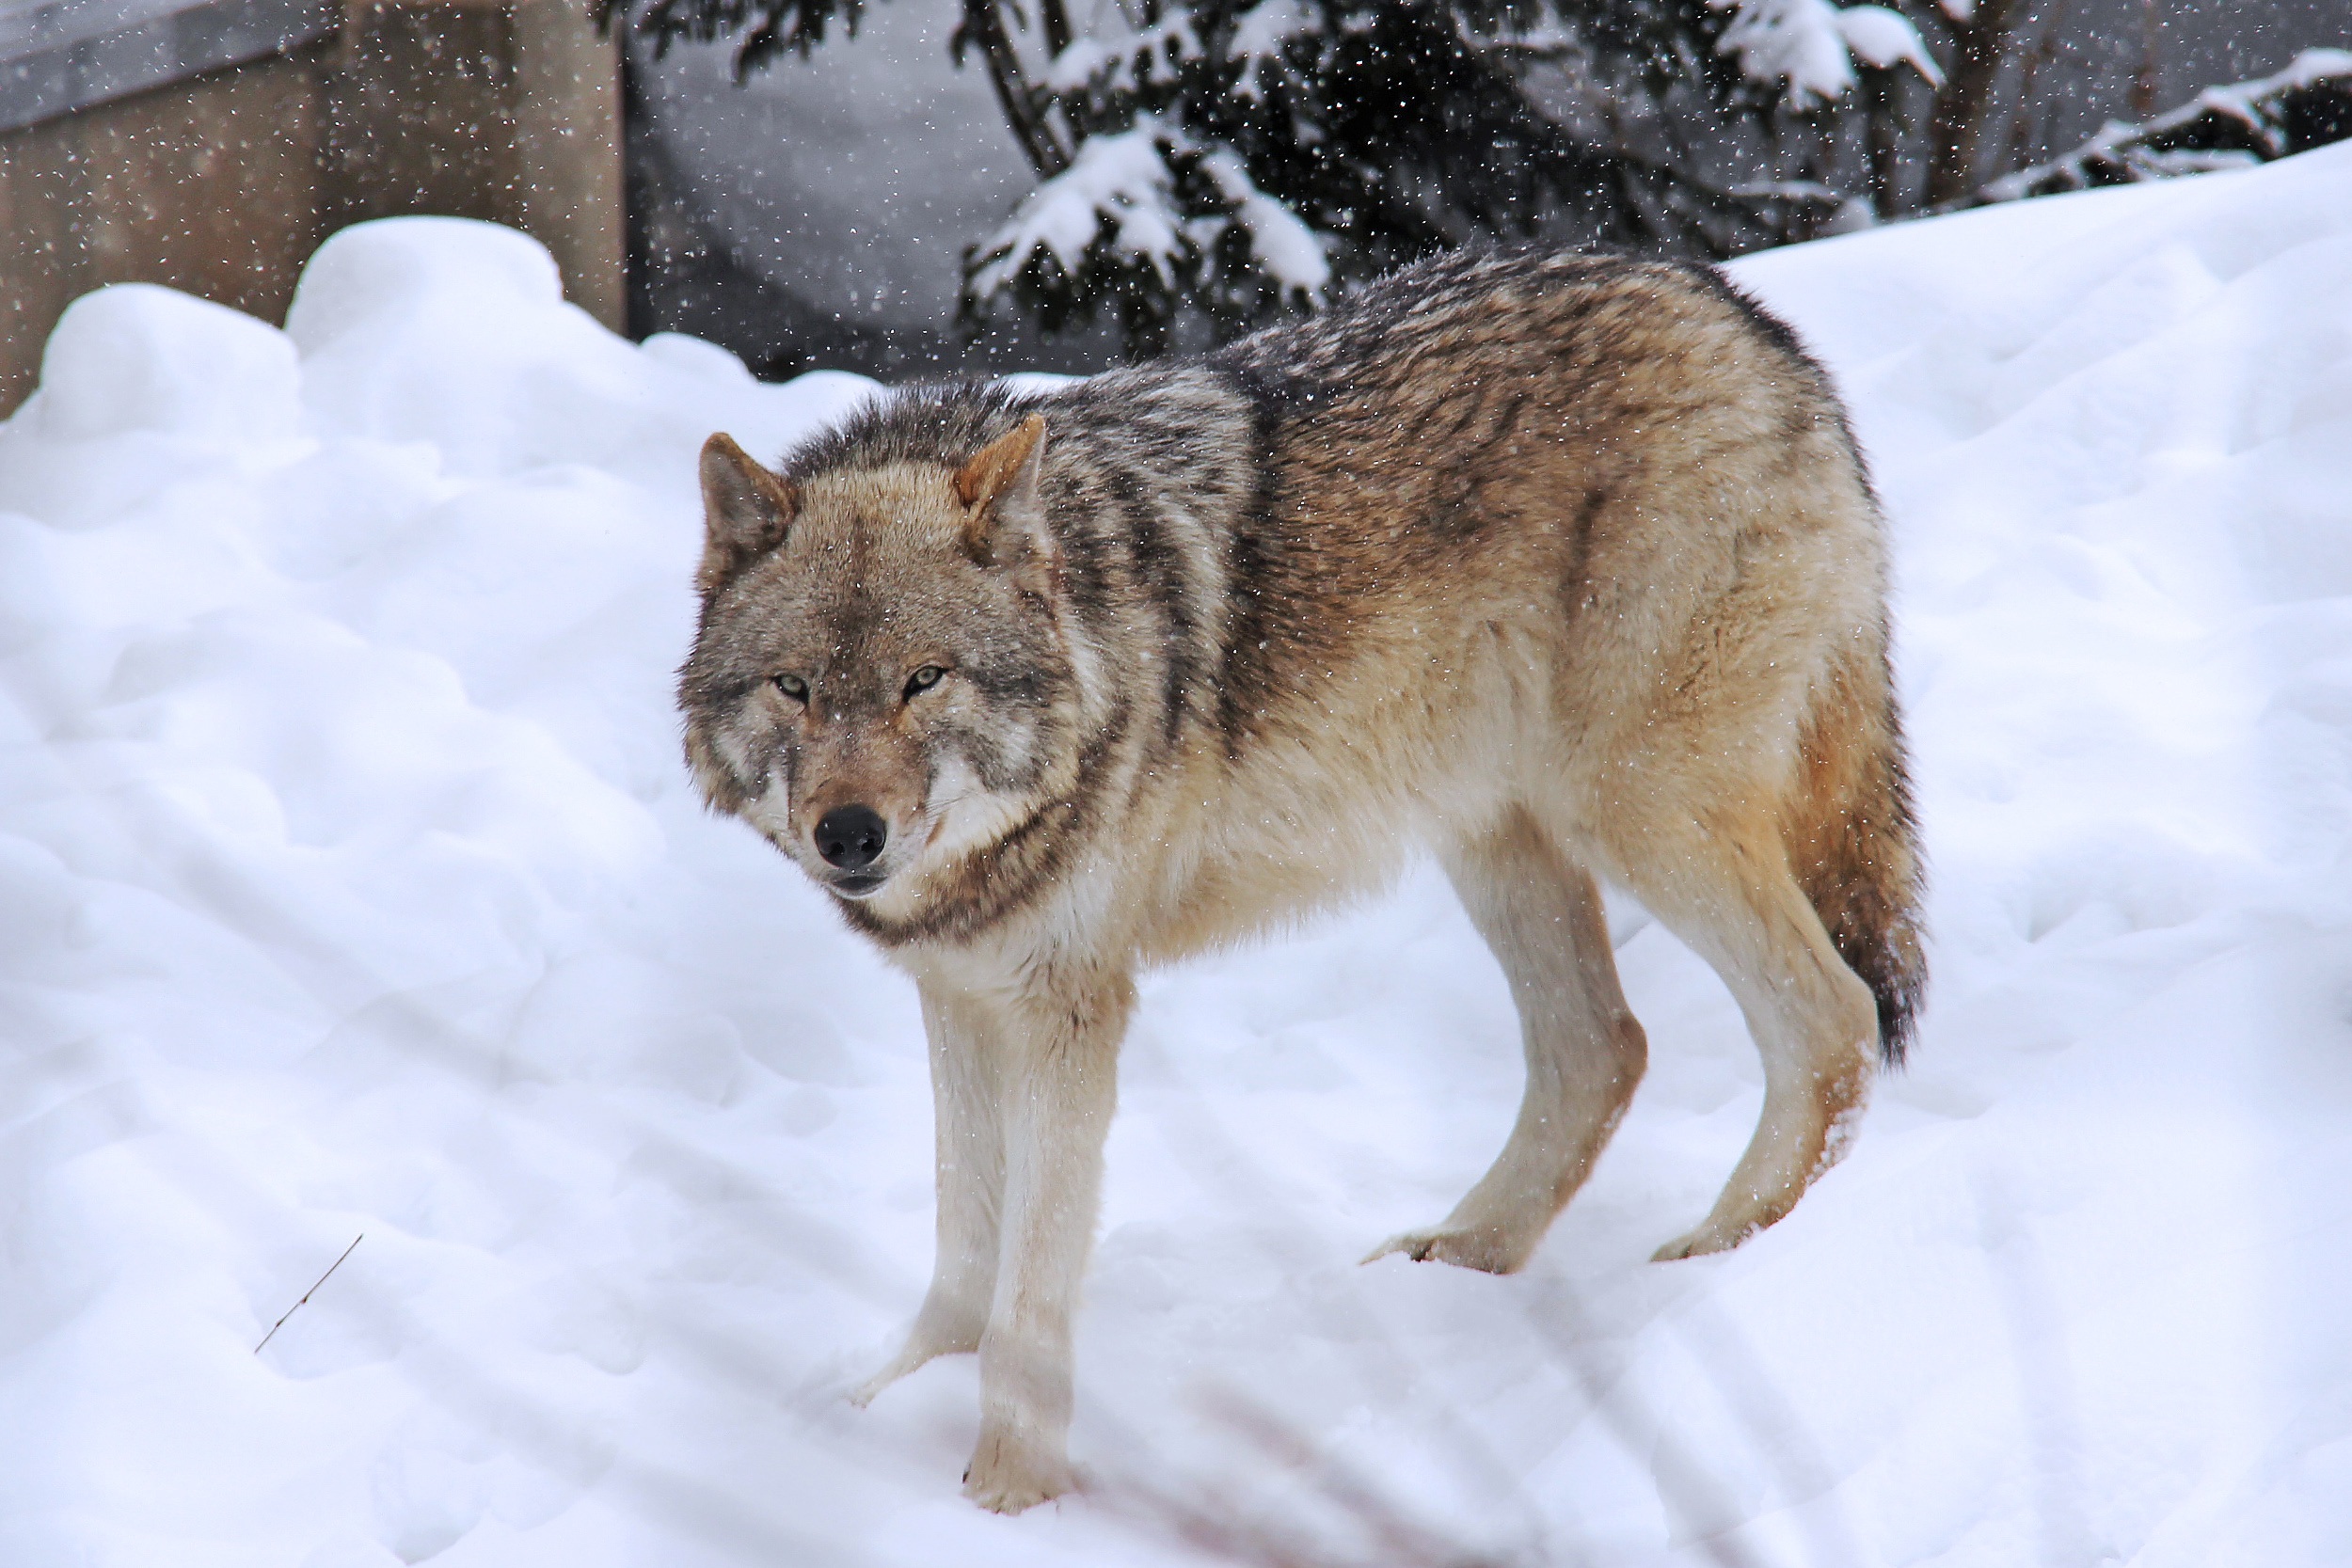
[{"left": 4, "top": 146, "right": 2350, "bottom": 1566}]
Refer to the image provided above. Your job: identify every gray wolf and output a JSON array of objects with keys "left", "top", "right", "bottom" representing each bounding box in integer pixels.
[{"left": 677, "top": 246, "right": 1926, "bottom": 1513}]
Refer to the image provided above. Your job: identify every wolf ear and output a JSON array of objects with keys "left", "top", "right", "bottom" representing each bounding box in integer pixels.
[
  {"left": 951, "top": 413, "right": 1050, "bottom": 569},
  {"left": 698, "top": 433, "right": 797, "bottom": 592}
]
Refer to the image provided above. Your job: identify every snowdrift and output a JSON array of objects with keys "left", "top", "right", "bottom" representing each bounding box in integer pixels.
[{"left": 4, "top": 143, "right": 2350, "bottom": 1567}]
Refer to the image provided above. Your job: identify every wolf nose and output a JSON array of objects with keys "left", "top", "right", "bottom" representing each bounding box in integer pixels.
[{"left": 814, "top": 804, "right": 888, "bottom": 870}]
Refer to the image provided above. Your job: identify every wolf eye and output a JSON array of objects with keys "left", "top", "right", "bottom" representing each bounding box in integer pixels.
[
  {"left": 903, "top": 665, "right": 946, "bottom": 699},
  {"left": 772, "top": 673, "right": 808, "bottom": 701}
]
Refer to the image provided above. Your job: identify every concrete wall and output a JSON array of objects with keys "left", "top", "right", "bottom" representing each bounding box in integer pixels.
[{"left": 0, "top": 0, "right": 623, "bottom": 414}]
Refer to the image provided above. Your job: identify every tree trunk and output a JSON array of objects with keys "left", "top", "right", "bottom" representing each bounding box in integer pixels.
[
  {"left": 2131, "top": 0, "right": 2164, "bottom": 118},
  {"left": 2001, "top": 0, "right": 2073, "bottom": 171},
  {"left": 959, "top": 0, "right": 1069, "bottom": 177},
  {"left": 1922, "top": 0, "right": 2023, "bottom": 206},
  {"left": 1860, "top": 65, "right": 1901, "bottom": 216}
]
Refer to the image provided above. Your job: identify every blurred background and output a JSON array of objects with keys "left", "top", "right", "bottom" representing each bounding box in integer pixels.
[{"left": 2, "top": 0, "right": 2347, "bottom": 411}]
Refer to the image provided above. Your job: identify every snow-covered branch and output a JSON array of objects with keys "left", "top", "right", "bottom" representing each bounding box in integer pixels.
[
  {"left": 1708, "top": 0, "right": 1938, "bottom": 109},
  {"left": 1198, "top": 149, "right": 1330, "bottom": 299},
  {"left": 970, "top": 118, "right": 1190, "bottom": 299},
  {"left": 966, "top": 114, "right": 1330, "bottom": 320},
  {"left": 1836, "top": 5, "right": 1942, "bottom": 87},
  {"left": 1977, "top": 48, "right": 2352, "bottom": 204}
]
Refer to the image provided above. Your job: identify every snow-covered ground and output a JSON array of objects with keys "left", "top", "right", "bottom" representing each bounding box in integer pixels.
[{"left": 4, "top": 140, "right": 2350, "bottom": 1568}]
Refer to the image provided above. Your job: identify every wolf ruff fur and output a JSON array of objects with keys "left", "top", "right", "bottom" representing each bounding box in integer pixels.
[{"left": 680, "top": 246, "right": 1927, "bottom": 1513}]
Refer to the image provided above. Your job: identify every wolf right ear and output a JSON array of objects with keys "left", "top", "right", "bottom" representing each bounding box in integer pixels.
[
  {"left": 951, "top": 413, "right": 1050, "bottom": 570},
  {"left": 698, "top": 433, "right": 797, "bottom": 592}
]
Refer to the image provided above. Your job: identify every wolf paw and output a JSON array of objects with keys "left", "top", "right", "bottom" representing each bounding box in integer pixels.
[
  {"left": 961, "top": 1428, "right": 1073, "bottom": 1514},
  {"left": 1362, "top": 1227, "right": 1524, "bottom": 1275},
  {"left": 1649, "top": 1219, "right": 1757, "bottom": 1262}
]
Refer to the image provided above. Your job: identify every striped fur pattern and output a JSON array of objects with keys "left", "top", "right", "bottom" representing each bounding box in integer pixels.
[{"left": 678, "top": 246, "right": 1927, "bottom": 1512}]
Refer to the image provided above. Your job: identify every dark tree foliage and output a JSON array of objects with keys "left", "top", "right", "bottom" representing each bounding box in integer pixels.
[
  {"left": 981, "top": 1, "right": 1756, "bottom": 355},
  {"left": 1557, "top": 0, "right": 1760, "bottom": 105},
  {"left": 609, "top": 0, "right": 1855, "bottom": 356},
  {"left": 609, "top": 6, "right": 2352, "bottom": 361},
  {"left": 593, "top": 5, "right": 2314, "bottom": 364},
  {"left": 601, "top": 0, "right": 867, "bottom": 75}
]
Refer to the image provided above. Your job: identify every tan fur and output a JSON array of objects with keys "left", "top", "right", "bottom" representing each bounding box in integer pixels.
[{"left": 679, "top": 248, "right": 1926, "bottom": 1512}]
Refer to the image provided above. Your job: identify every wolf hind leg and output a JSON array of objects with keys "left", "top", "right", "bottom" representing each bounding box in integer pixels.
[
  {"left": 1368, "top": 805, "right": 1647, "bottom": 1275},
  {"left": 1602, "top": 814, "right": 1880, "bottom": 1261},
  {"left": 852, "top": 983, "right": 1005, "bottom": 1406}
]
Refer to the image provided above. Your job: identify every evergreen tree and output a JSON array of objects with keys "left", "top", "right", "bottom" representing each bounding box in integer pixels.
[{"left": 609, "top": 0, "right": 1940, "bottom": 356}]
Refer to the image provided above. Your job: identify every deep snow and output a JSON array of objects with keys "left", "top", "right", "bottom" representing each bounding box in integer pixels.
[{"left": 4, "top": 141, "right": 2351, "bottom": 1568}]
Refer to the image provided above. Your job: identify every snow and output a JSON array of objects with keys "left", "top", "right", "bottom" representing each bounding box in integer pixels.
[
  {"left": 2266, "top": 45, "right": 2352, "bottom": 92},
  {"left": 970, "top": 117, "right": 1188, "bottom": 295},
  {"left": 1833, "top": 4, "right": 1942, "bottom": 85},
  {"left": 1713, "top": 0, "right": 1851, "bottom": 106},
  {"left": 1199, "top": 149, "right": 1331, "bottom": 299},
  {"left": 1709, "top": 0, "right": 1939, "bottom": 105},
  {"left": 1228, "top": 0, "right": 1312, "bottom": 96},
  {"left": 1043, "top": 3, "right": 1310, "bottom": 101},
  {"left": 1042, "top": 37, "right": 1117, "bottom": 95},
  {"left": 1051, "top": 14, "right": 1202, "bottom": 94},
  {"left": 6, "top": 140, "right": 2352, "bottom": 1565},
  {"left": 970, "top": 119, "right": 1329, "bottom": 308}
]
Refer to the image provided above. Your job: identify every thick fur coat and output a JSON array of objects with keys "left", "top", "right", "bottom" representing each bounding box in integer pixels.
[{"left": 679, "top": 246, "right": 1926, "bottom": 1512}]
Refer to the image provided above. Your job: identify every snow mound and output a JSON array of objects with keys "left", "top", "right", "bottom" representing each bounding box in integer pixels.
[
  {"left": 39, "top": 283, "right": 302, "bottom": 444},
  {"left": 5, "top": 149, "right": 2352, "bottom": 1565}
]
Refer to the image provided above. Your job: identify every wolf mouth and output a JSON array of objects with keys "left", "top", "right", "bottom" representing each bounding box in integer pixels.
[{"left": 829, "top": 872, "right": 888, "bottom": 898}]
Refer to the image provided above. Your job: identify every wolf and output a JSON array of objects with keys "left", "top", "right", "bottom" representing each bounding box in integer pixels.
[{"left": 677, "top": 246, "right": 1925, "bottom": 1513}]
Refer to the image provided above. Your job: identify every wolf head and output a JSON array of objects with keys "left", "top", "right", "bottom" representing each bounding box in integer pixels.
[{"left": 678, "top": 412, "right": 1082, "bottom": 911}]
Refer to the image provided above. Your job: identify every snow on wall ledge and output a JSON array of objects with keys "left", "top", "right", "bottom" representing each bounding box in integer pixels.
[{"left": 3, "top": 147, "right": 2351, "bottom": 1566}]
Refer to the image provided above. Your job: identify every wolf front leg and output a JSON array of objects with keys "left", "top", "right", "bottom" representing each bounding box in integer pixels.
[
  {"left": 962, "top": 963, "right": 1132, "bottom": 1513},
  {"left": 853, "top": 983, "right": 1007, "bottom": 1406}
]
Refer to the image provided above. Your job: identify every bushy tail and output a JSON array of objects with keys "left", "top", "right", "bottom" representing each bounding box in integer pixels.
[{"left": 1782, "top": 629, "right": 1928, "bottom": 1065}]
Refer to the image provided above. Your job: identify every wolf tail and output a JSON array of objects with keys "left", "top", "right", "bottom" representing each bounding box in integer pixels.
[{"left": 1781, "top": 626, "right": 1929, "bottom": 1066}]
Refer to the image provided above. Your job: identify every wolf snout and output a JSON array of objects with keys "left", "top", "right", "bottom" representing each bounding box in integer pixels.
[{"left": 814, "top": 804, "right": 889, "bottom": 870}]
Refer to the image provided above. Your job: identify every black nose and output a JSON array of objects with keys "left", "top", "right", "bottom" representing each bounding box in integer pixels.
[{"left": 814, "top": 804, "right": 888, "bottom": 870}]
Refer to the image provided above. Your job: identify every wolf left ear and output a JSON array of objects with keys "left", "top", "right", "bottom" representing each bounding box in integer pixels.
[
  {"left": 698, "top": 433, "right": 797, "bottom": 592},
  {"left": 952, "top": 413, "right": 1050, "bottom": 569}
]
